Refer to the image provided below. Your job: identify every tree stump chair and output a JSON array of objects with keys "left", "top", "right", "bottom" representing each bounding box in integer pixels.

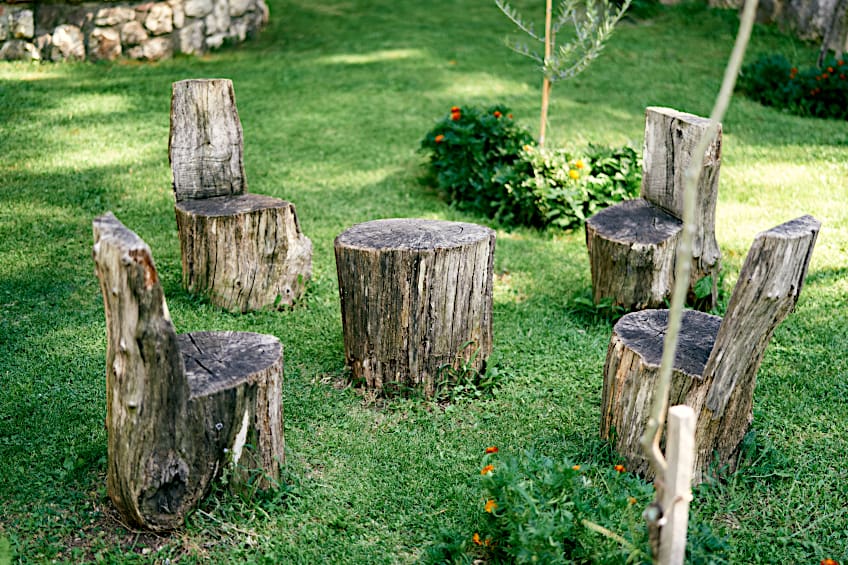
[
  {"left": 600, "top": 215, "right": 820, "bottom": 483},
  {"left": 170, "top": 78, "right": 312, "bottom": 312},
  {"left": 92, "top": 212, "right": 285, "bottom": 531},
  {"left": 334, "top": 219, "right": 495, "bottom": 397},
  {"left": 585, "top": 107, "right": 722, "bottom": 311}
]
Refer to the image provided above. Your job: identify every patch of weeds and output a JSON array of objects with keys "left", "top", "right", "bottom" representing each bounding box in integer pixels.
[
  {"left": 691, "top": 272, "right": 730, "bottom": 315},
  {"left": 433, "top": 344, "right": 510, "bottom": 405},
  {"left": 568, "top": 291, "right": 627, "bottom": 324}
]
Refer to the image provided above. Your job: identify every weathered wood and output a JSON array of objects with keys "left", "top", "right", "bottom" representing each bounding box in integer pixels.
[
  {"left": 585, "top": 198, "right": 682, "bottom": 310},
  {"left": 585, "top": 107, "right": 722, "bottom": 311},
  {"left": 92, "top": 212, "right": 284, "bottom": 531},
  {"left": 169, "top": 79, "right": 313, "bottom": 311},
  {"left": 334, "top": 219, "right": 495, "bottom": 396},
  {"left": 657, "top": 405, "right": 696, "bottom": 565},
  {"left": 641, "top": 107, "right": 722, "bottom": 307},
  {"left": 600, "top": 215, "right": 820, "bottom": 483},
  {"left": 169, "top": 78, "right": 246, "bottom": 202},
  {"left": 175, "top": 194, "right": 312, "bottom": 312},
  {"left": 600, "top": 309, "right": 720, "bottom": 478}
]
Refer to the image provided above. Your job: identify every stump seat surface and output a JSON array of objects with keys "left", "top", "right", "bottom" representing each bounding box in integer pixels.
[
  {"left": 175, "top": 193, "right": 295, "bottom": 218},
  {"left": 335, "top": 218, "right": 492, "bottom": 251},
  {"left": 180, "top": 331, "right": 282, "bottom": 397},
  {"left": 613, "top": 309, "right": 720, "bottom": 378},
  {"left": 586, "top": 199, "right": 682, "bottom": 246}
]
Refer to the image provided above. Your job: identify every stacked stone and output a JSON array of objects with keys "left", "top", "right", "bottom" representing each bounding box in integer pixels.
[{"left": 0, "top": 0, "right": 268, "bottom": 62}]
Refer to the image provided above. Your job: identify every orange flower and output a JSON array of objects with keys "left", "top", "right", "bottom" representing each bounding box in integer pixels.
[
  {"left": 484, "top": 499, "right": 497, "bottom": 513},
  {"left": 451, "top": 106, "right": 460, "bottom": 112},
  {"left": 820, "top": 559, "right": 838, "bottom": 565},
  {"left": 839, "top": 60, "right": 845, "bottom": 66},
  {"left": 628, "top": 497, "right": 638, "bottom": 505},
  {"left": 451, "top": 111, "right": 461, "bottom": 121},
  {"left": 508, "top": 113, "right": 513, "bottom": 119},
  {"left": 568, "top": 169, "right": 580, "bottom": 180},
  {"left": 434, "top": 134, "right": 445, "bottom": 143},
  {"left": 473, "top": 532, "right": 483, "bottom": 545},
  {"left": 481, "top": 464, "right": 494, "bottom": 475},
  {"left": 572, "top": 465, "right": 581, "bottom": 471},
  {"left": 614, "top": 464, "right": 626, "bottom": 473},
  {"left": 485, "top": 446, "right": 498, "bottom": 454},
  {"left": 493, "top": 111, "right": 502, "bottom": 118},
  {"left": 828, "top": 66, "right": 834, "bottom": 73},
  {"left": 575, "top": 159, "right": 585, "bottom": 169}
]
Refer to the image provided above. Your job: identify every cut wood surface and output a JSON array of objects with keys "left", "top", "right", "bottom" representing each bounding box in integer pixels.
[
  {"left": 600, "top": 215, "right": 820, "bottom": 483},
  {"left": 170, "top": 78, "right": 246, "bottom": 202},
  {"left": 335, "top": 219, "right": 495, "bottom": 396},
  {"left": 169, "top": 78, "right": 312, "bottom": 311},
  {"left": 585, "top": 198, "right": 682, "bottom": 310},
  {"left": 585, "top": 107, "right": 722, "bottom": 310},
  {"left": 93, "top": 212, "right": 284, "bottom": 531},
  {"left": 175, "top": 194, "right": 312, "bottom": 312}
]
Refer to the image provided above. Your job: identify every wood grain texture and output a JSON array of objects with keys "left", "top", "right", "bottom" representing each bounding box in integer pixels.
[
  {"left": 641, "top": 106, "right": 722, "bottom": 307},
  {"left": 170, "top": 79, "right": 246, "bottom": 202},
  {"left": 169, "top": 79, "right": 313, "bottom": 311},
  {"left": 585, "top": 107, "right": 722, "bottom": 311},
  {"left": 335, "top": 219, "right": 495, "bottom": 396},
  {"left": 93, "top": 213, "right": 284, "bottom": 530},
  {"left": 175, "top": 194, "right": 312, "bottom": 312},
  {"left": 599, "top": 215, "right": 820, "bottom": 483},
  {"left": 585, "top": 198, "right": 682, "bottom": 309}
]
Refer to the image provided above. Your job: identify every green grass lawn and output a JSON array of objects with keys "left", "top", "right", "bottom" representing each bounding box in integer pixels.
[{"left": 1, "top": 0, "right": 847, "bottom": 562}]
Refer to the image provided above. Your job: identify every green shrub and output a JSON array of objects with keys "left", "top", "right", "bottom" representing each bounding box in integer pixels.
[
  {"left": 422, "top": 448, "right": 730, "bottom": 564},
  {"left": 738, "top": 54, "right": 848, "bottom": 120},
  {"left": 421, "top": 105, "right": 641, "bottom": 229}
]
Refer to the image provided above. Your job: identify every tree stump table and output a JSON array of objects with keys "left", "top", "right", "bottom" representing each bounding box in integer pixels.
[
  {"left": 170, "top": 78, "right": 312, "bottom": 312},
  {"left": 93, "top": 212, "right": 285, "bottom": 530},
  {"left": 586, "top": 107, "right": 722, "bottom": 311},
  {"left": 334, "top": 219, "right": 495, "bottom": 397},
  {"left": 600, "top": 215, "right": 820, "bottom": 483}
]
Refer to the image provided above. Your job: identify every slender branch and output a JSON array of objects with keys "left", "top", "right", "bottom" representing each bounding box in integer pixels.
[
  {"left": 495, "top": 0, "right": 545, "bottom": 42},
  {"left": 639, "top": 0, "right": 759, "bottom": 484}
]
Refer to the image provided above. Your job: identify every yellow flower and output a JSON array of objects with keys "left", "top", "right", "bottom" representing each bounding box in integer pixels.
[
  {"left": 481, "top": 464, "right": 494, "bottom": 475},
  {"left": 575, "top": 159, "right": 585, "bottom": 169},
  {"left": 628, "top": 497, "right": 638, "bottom": 505},
  {"left": 472, "top": 532, "right": 483, "bottom": 545},
  {"left": 614, "top": 464, "right": 626, "bottom": 473},
  {"left": 571, "top": 465, "right": 580, "bottom": 471},
  {"left": 484, "top": 499, "right": 497, "bottom": 513},
  {"left": 568, "top": 169, "right": 580, "bottom": 180}
]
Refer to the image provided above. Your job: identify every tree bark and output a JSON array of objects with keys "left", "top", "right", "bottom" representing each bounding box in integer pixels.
[
  {"left": 641, "top": 107, "right": 722, "bottom": 309},
  {"left": 334, "top": 219, "right": 495, "bottom": 397},
  {"left": 175, "top": 194, "right": 313, "bottom": 312},
  {"left": 93, "top": 212, "right": 284, "bottom": 531},
  {"left": 169, "top": 78, "right": 313, "bottom": 311},
  {"left": 585, "top": 198, "right": 682, "bottom": 310},
  {"left": 170, "top": 78, "right": 247, "bottom": 202},
  {"left": 600, "top": 216, "right": 819, "bottom": 483}
]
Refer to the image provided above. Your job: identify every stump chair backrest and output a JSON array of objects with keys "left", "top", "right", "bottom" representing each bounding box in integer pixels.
[
  {"left": 169, "top": 78, "right": 247, "bottom": 202},
  {"left": 701, "top": 215, "right": 820, "bottom": 417},
  {"left": 92, "top": 212, "right": 191, "bottom": 527}
]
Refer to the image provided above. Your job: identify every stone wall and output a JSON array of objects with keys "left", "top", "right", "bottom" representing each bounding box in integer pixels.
[
  {"left": 709, "top": 0, "right": 848, "bottom": 52},
  {"left": 0, "top": 0, "right": 268, "bottom": 62}
]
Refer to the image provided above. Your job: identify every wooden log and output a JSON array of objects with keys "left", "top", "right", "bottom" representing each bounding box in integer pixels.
[
  {"left": 641, "top": 107, "right": 722, "bottom": 308},
  {"left": 93, "top": 212, "right": 284, "bottom": 530},
  {"left": 600, "top": 216, "right": 820, "bottom": 483},
  {"left": 690, "top": 214, "right": 820, "bottom": 480},
  {"left": 169, "top": 78, "right": 247, "bottom": 202},
  {"left": 334, "top": 219, "right": 495, "bottom": 397},
  {"left": 585, "top": 198, "right": 682, "bottom": 310},
  {"left": 175, "top": 193, "right": 313, "bottom": 312},
  {"left": 600, "top": 309, "right": 720, "bottom": 479},
  {"left": 169, "top": 78, "right": 313, "bottom": 311}
]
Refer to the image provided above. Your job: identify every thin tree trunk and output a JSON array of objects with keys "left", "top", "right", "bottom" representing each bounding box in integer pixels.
[{"left": 539, "top": 0, "right": 553, "bottom": 146}]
